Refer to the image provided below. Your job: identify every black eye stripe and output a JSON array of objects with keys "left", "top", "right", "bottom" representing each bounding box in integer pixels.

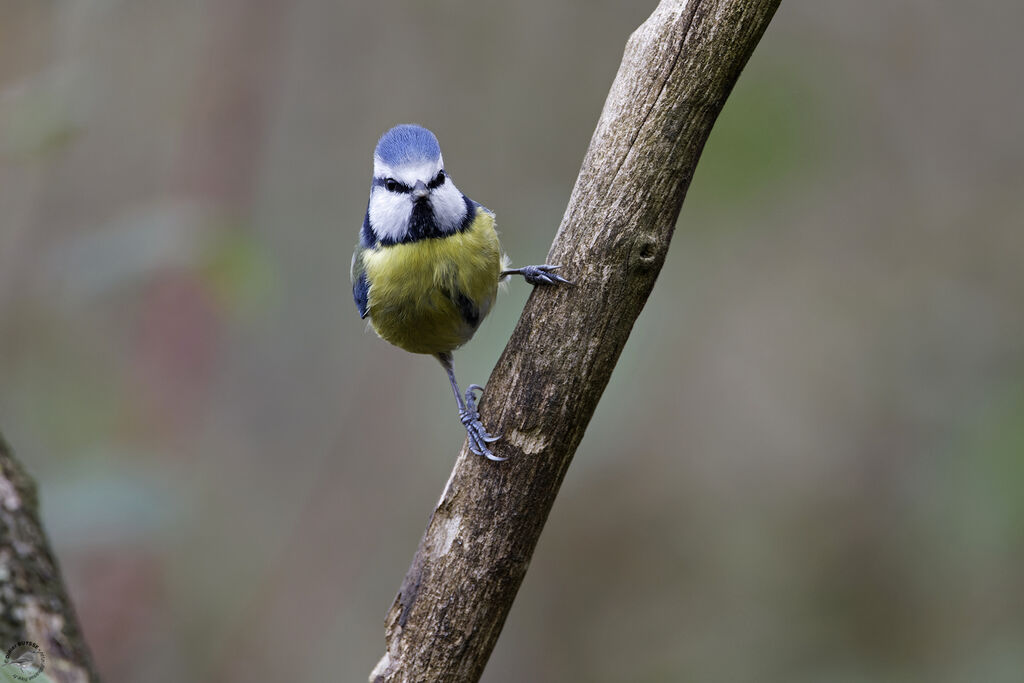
[
  {"left": 427, "top": 170, "right": 446, "bottom": 189},
  {"left": 374, "top": 177, "right": 411, "bottom": 193},
  {"left": 373, "top": 172, "right": 444, "bottom": 193}
]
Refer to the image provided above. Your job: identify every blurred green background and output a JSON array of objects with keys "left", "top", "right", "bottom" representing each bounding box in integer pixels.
[{"left": 2, "top": 1, "right": 1023, "bottom": 681}]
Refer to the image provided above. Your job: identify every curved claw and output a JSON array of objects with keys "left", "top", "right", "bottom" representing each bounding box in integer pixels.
[
  {"left": 501, "top": 264, "right": 575, "bottom": 287},
  {"left": 458, "top": 386, "right": 505, "bottom": 460},
  {"left": 464, "top": 385, "right": 502, "bottom": 442},
  {"left": 465, "top": 421, "right": 506, "bottom": 461},
  {"left": 467, "top": 430, "right": 486, "bottom": 457}
]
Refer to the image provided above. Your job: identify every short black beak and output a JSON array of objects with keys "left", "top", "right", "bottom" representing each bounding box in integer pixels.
[{"left": 412, "top": 180, "right": 428, "bottom": 199}]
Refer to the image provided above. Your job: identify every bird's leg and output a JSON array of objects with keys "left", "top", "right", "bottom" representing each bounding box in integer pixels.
[
  {"left": 437, "top": 353, "right": 504, "bottom": 461},
  {"left": 500, "top": 264, "right": 573, "bottom": 286}
]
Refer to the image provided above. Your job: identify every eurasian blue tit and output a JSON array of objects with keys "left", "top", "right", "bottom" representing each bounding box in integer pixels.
[{"left": 352, "top": 124, "right": 569, "bottom": 460}]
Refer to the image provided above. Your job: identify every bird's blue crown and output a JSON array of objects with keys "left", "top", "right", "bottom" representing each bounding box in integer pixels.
[{"left": 374, "top": 124, "right": 441, "bottom": 167}]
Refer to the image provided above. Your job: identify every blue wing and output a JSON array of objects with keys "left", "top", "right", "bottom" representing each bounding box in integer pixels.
[
  {"left": 351, "top": 245, "right": 370, "bottom": 319},
  {"left": 353, "top": 270, "right": 369, "bottom": 319}
]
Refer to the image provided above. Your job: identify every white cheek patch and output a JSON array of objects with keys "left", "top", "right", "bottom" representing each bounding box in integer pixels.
[
  {"left": 430, "top": 181, "right": 467, "bottom": 232},
  {"left": 368, "top": 188, "right": 412, "bottom": 242}
]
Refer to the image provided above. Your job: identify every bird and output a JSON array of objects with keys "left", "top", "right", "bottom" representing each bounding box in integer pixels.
[
  {"left": 2, "top": 648, "right": 41, "bottom": 674},
  {"left": 352, "top": 124, "right": 570, "bottom": 461}
]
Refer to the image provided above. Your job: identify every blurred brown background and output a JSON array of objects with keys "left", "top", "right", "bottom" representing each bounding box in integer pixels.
[{"left": 2, "top": 1, "right": 1023, "bottom": 681}]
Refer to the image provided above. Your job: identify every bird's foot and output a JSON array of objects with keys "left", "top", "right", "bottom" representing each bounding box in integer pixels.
[
  {"left": 501, "top": 264, "right": 573, "bottom": 286},
  {"left": 459, "top": 384, "right": 504, "bottom": 461}
]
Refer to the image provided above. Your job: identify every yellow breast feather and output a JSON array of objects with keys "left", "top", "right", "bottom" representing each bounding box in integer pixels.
[{"left": 361, "top": 207, "right": 502, "bottom": 355}]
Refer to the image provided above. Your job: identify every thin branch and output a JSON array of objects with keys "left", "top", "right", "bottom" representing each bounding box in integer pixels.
[
  {"left": 371, "top": 0, "right": 781, "bottom": 680},
  {"left": 0, "top": 433, "right": 99, "bottom": 682}
]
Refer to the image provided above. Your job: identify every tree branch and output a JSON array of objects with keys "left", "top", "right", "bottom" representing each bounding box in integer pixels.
[
  {"left": 0, "top": 433, "right": 99, "bottom": 682},
  {"left": 372, "top": 1, "right": 780, "bottom": 680}
]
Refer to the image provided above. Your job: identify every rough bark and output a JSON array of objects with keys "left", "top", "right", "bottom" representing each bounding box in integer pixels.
[
  {"left": 0, "top": 433, "right": 98, "bottom": 682},
  {"left": 371, "top": 0, "right": 781, "bottom": 680}
]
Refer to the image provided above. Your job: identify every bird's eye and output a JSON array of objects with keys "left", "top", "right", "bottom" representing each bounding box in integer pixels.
[
  {"left": 428, "top": 170, "right": 446, "bottom": 189},
  {"left": 384, "top": 178, "right": 400, "bottom": 192}
]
